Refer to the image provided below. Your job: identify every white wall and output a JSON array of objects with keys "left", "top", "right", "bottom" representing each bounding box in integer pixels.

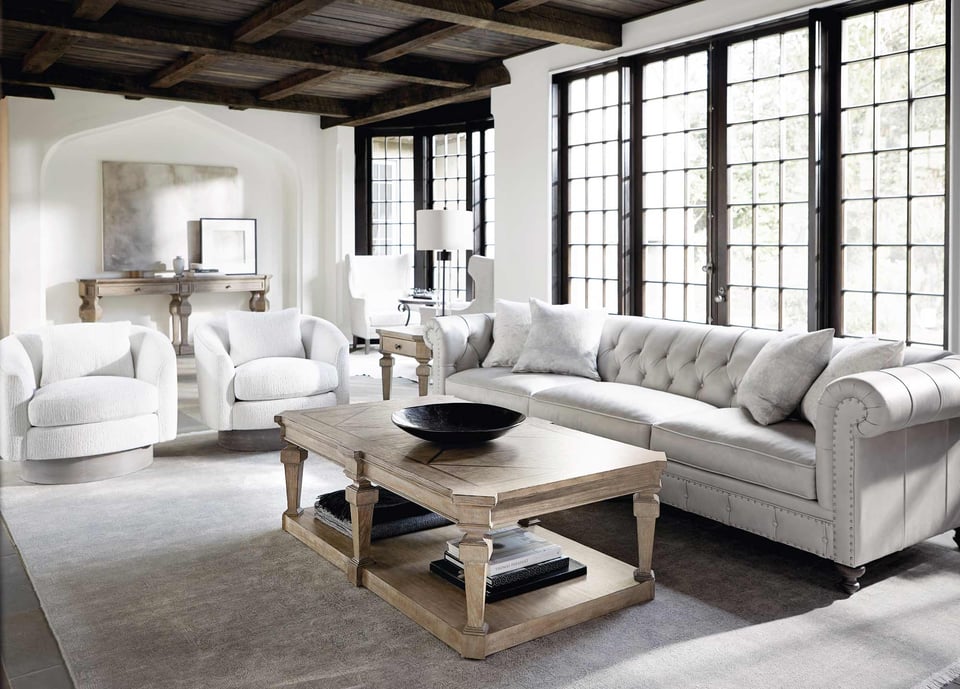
[
  {"left": 492, "top": 0, "right": 960, "bottom": 349},
  {"left": 2, "top": 89, "right": 353, "bottom": 338}
]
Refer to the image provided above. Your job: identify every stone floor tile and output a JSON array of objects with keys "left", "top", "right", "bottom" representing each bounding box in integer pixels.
[
  {"left": 0, "top": 610, "right": 62, "bottom": 680},
  {"left": 10, "top": 665, "right": 73, "bottom": 689}
]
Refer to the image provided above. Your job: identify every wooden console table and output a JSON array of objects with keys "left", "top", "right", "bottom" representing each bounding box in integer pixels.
[{"left": 77, "top": 274, "right": 270, "bottom": 355}]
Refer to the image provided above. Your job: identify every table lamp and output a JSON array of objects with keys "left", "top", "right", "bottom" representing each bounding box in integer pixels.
[{"left": 415, "top": 209, "right": 473, "bottom": 316}]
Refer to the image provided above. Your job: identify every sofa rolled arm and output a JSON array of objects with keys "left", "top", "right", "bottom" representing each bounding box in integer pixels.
[
  {"left": 815, "top": 355, "right": 960, "bottom": 438},
  {"left": 424, "top": 313, "right": 493, "bottom": 394},
  {"left": 0, "top": 336, "right": 37, "bottom": 461},
  {"left": 194, "top": 324, "right": 236, "bottom": 431},
  {"left": 131, "top": 327, "right": 178, "bottom": 442},
  {"left": 302, "top": 316, "right": 350, "bottom": 405}
]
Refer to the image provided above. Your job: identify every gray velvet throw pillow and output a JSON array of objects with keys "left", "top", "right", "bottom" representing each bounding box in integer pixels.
[
  {"left": 738, "top": 328, "right": 834, "bottom": 426},
  {"left": 799, "top": 338, "right": 905, "bottom": 424},
  {"left": 512, "top": 299, "right": 606, "bottom": 380}
]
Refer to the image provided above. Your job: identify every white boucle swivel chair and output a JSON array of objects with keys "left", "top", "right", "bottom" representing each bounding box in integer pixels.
[
  {"left": 194, "top": 309, "right": 349, "bottom": 451},
  {"left": 0, "top": 322, "right": 178, "bottom": 484}
]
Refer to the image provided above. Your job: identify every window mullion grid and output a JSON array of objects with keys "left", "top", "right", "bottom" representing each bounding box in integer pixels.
[
  {"left": 619, "top": 59, "right": 634, "bottom": 316},
  {"left": 708, "top": 41, "right": 728, "bottom": 325}
]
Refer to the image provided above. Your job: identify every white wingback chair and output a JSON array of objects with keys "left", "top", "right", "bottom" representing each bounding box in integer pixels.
[
  {"left": 420, "top": 255, "right": 495, "bottom": 322},
  {"left": 194, "top": 309, "right": 349, "bottom": 451},
  {"left": 0, "top": 322, "right": 178, "bottom": 484},
  {"left": 346, "top": 253, "right": 414, "bottom": 352}
]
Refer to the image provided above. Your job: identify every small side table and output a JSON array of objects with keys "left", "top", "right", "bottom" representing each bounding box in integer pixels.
[
  {"left": 397, "top": 297, "right": 436, "bottom": 326},
  {"left": 376, "top": 325, "right": 431, "bottom": 400}
]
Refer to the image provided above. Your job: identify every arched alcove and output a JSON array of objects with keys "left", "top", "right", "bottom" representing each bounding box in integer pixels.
[{"left": 38, "top": 106, "right": 301, "bottom": 335}]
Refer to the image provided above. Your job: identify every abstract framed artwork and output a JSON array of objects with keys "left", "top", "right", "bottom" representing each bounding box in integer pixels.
[{"left": 200, "top": 218, "right": 257, "bottom": 274}]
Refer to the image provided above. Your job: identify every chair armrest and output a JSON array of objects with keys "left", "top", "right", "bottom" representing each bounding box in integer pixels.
[
  {"left": 814, "top": 355, "right": 960, "bottom": 566},
  {"left": 131, "top": 327, "right": 178, "bottom": 442},
  {"left": 302, "top": 316, "right": 350, "bottom": 405},
  {"left": 194, "top": 325, "right": 236, "bottom": 431},
  {"left": 423, "top": 313, "right": 493, "bottom": 394},
  {"left": 0, "top": 336, "right": 37, "bottom": 461}
]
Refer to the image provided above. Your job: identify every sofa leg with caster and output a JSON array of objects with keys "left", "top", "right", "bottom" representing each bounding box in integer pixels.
[{"left": 836, "top": 563, "right": 866, "bottom": 594}]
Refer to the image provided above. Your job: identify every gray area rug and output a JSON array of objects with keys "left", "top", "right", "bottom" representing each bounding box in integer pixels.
[{"left": 2, "top": 433, "right": 959, "bottom": 689}]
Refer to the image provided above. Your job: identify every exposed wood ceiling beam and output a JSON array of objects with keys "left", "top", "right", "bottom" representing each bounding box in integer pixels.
[
  {"left": 21, "top": 0, "right": 119, "bottom": 74},
  {"left": 495, "top": 0, "right": 551, "bottom": 11},
  {"left": 3, "top": 0, "right": 479, "bottom": 89},
  {"left": 363, "top": 20, "right": 471, "bottom": 63},
  {"left": 258, "top": 69, "right": 338, "bottom": 100},
  {"left": 0, "top": 58, "right": 354, "bottom": 117},
  {"left": 347, "top": 0, "right": 621, "bottom": 50},
  {"left": 324, "top": 60, "right": 509, "bottom": 127},
  {"left": 0, "top": 84, "right": 56, "bottom": 100},
  {"left": 234, "top": 0, "right": 338, "bottom": 43},
  {"left": 149, "top": 53, "right": 220, "bottom": 88}
]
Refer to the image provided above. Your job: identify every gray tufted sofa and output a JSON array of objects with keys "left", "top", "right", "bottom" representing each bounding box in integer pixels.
[{"left": 425, "top": 313, "right": 960, "bottom": 592}]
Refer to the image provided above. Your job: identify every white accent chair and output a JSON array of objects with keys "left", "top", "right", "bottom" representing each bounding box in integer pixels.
[
  {"left": 420, "top": 255, "right": 495, "bottom": 322},
  {"left": 0, "top": 323, "right": 177, "bottom": 484},
  {"left": 194, "top": 311, "right": 349, "bottom": 451},
  {"left": 345, "top": 253, "right": 414, "bottom": 352}
]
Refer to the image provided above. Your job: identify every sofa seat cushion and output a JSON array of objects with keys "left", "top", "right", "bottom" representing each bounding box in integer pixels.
[
  {"left": 446, "top": 367, "right": 584, "bottom": 414},
  {"left": 234, "top": 357, "right": 339, "bottom": 402},
  {"left": 29, "top": 376, "right": 158, "bottom": 427},
  {"left": 530, "top": 382, "right": 717, "bottom": 448},
  {"left": 650, "top": 407, "right": 817, "bottom": 500}
]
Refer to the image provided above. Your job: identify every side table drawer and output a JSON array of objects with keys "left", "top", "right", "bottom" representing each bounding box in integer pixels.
[
  {"left": 97, "top": 282, "right": 172, "bottom": 296},
  {"left": 382, "top": 337, "right": 418, "bottom": 358}
]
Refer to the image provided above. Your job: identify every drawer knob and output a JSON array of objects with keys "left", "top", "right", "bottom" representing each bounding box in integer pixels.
[
  {"left": 395, "top": 343, "right": 402, "bottom": 350},
  {"left": 224, "top": 285, "right": 231, "bottom": 289},
  {"left": 134, "top": 287, "right": 141, "bottom": 292}
]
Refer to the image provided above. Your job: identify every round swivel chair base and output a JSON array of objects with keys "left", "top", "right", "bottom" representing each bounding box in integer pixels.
[
  {"left": 218, "top": 429, "right": 286, "bottom": 452},
  {"left": 20, "top": 446, "right": 154, "bottom": 484}
]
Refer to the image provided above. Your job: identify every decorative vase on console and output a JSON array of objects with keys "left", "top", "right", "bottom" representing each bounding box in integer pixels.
[{"left": 173, "top": 256, "right": 185, "bottom": 276}]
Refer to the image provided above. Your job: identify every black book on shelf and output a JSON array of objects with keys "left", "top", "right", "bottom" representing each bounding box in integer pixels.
[
  {"left": 443, "top": 553, "right": 570, "bottom": 586},
  {"left": 314, "top": 488, "right": 450, "bottom": 541},
  {"left": 430, "top": 557, "right": 587, "bottom": 602}
]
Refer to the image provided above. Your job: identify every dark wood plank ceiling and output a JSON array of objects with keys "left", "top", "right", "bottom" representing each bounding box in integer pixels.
[{"left": 0, "top": 0, "right": 698, "bottom": 126}]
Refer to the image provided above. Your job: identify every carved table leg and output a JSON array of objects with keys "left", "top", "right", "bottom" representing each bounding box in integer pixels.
[
  {"left": 249, "top": 290, "right": 269, "bottom": 312},
  {"left": 177, "top": 295, "right": 193, "bottom": 354},
  {"left": 836, "top": 563, "right": 866, "bottom": 594},
  {"left": 345, "top": 479, "right": 379, "bottom": 586},
  {"left": 633, "top": 492, "right": 660, "bottom": 584},
  {"left": 79, "top": 294, "right": 101, "bottom": 322},
  {"left": 458, "top": 526, "right": 493, "bottom": 660},
  {"left": 380, "top": 352, "right": 394, "bottom": 401},
  {"left": 169, "top": 295, "right": 183, "bottom": 353},
  {"left": 281, "top": 444, "right": 308, "bottom": 519},
  {"left": 414, "top": 354, "right": 431, "bottom": 396}
]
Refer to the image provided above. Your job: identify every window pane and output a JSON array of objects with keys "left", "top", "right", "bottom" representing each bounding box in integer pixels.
[
  {"left": 369, "top": 136, "right": 415, "bottom": 283},
  {"left": 641, "top": 50, "right": 708, "bottom": 323},
  {"left": 839, "top": 0, "right": 947, "bottom": 344}
]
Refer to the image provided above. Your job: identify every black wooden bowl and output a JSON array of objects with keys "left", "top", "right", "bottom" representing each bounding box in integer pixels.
[{"left": 391, "top": 403, "right": 526, "bottom": 445}]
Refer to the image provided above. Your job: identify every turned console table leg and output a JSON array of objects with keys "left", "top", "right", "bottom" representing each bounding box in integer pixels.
[
  {"left": 79, "top": 294, "right": 101, "bottom": 322},
  {"left": 345, "top": 479, "right": 379, "bottom": 586},
  {"left": 633, "top": 492, "right": 660, "bottom": 584},
  {"left": 281, "top": 444, "right": 308, "bottom": 519},
  {"left": 249, "top": 290, "right": 269, "bottom": 312},
  {"left": 458, "top": 526, "right": 493, "bottom": 660},
  {"left": 836, "top": 563, "right": 866, "bottom": 594},
  {"left": 169, "top": 295, "right": 183, "bottom": 352}
]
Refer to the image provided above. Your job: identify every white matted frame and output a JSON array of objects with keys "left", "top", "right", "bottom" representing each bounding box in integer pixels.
[{"left": 200, "top": 218, "right": 257, "bottom": 274}]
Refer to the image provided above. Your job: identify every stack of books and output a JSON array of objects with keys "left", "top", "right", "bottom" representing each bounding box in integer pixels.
[{"left": 430, "top": 526, "right": 586, "bottom": 602}]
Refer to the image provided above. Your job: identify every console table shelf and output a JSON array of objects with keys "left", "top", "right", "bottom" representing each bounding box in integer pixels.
[{"left": 77, "top": 274, "right": 270, "bottom": 355}]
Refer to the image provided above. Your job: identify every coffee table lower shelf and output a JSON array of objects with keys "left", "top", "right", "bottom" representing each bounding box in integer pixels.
[{"left": 283, "top": 512, "right": 654, "bottom": 658}]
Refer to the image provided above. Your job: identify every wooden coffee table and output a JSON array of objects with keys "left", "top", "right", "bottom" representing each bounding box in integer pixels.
[{"left": 276, "top": 396, "right": 666, "bottom": 659}]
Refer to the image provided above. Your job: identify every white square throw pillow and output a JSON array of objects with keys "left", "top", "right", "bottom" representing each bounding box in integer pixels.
[
  {"left": 482, "top": 299, "right": 531, "bottom": 368},
  {"left": 738, "top": 328, "right": 834, "bottom": 426},
  {"left": 512, "top": 298, "right": 606, "bottom": 380},
  {"left": 227, "top": 308, "right": 305, "bottom": 366},
  {"left": 800, "top": 338, "right": 905, "bottom": 424},
  {"left": 40, "top": 321, "right": 134, "bottom": 387}
]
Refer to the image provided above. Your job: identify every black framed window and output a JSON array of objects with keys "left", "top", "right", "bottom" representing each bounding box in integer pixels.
[
  {"left": 553, "top": 0, "right": 949, "bottom": 346},
  {"left": 357, "top": 122, "right": 495, "bottom": 297}
]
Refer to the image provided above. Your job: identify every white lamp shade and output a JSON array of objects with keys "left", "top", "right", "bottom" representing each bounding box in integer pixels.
[{"left": 415, "top": 209, "right": 474, "bottom": 251}]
